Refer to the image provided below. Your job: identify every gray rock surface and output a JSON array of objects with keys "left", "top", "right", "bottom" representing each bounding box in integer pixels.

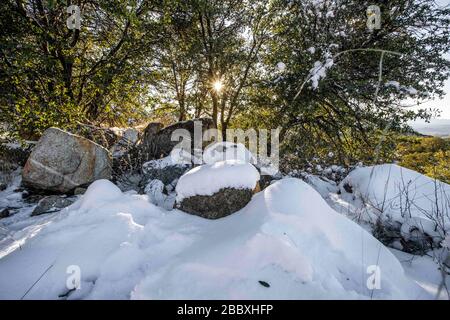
[
  {"left": 22, "top": 128, "right": 112, "bottom": 193},
  {"left": 141, "top": 118, "right": 215, "bottom": 159},
  {"left": 142, "top": 159, "right": 190, "bottom": 186},
  {"left": 178, "top": 187, "right": 253, "bottom": 219},
  {"left": 31, "top": 195, "right": 74, "bottom": 216}
]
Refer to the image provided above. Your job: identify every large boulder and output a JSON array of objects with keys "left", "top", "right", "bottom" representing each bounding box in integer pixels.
[
  {"left": 176, "top": 160, "right": 260, "bottom": 219},
  {"left": 141, "top": 118, "right": 215, "bottom": 159},
  {"left": 22, "top": 128, "right": 112, "bottom": 193}
]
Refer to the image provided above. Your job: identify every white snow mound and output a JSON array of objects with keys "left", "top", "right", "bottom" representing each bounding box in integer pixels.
[
  {"left": 0, "top": 178, "right": 427, "bottom": 299},
  {"left": 175, "top": 160, "right": 260, "bottom": 202},
  {"left": 340, "top": 164, "right": 450, "bottom": 230}
]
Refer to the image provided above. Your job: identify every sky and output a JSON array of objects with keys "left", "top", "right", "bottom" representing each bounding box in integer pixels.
[
  {"left": 418, "top": 53, "right": 450, "bottom": 119},
  {"left": 425, "top": 0, "right": 450, "bottom": 119}
]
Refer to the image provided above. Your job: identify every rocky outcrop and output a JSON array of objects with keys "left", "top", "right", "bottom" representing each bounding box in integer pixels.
[{"left": 22, "top": 128, "right": 112, "bottom": 193}]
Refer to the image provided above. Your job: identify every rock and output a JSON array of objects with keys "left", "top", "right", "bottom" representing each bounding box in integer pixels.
[
  {"left": 178, "top": 188, "right": 253, "bottom": 219},
  {"left": 113, "top": 119, "right": 214, "bottom": 183},
  {"left": 141, "top": 118, "right": 215, "bottom": 159},
  {"left": 31, "top": 195, "right": 74, "bottom": 216},
  {"left": 0, "top": 208, "right": 10, "bottom": 219},
  {"left": 176, "top": 160, "right": 260, "bottom": 219},
  {"left": 142, "top": 157, "right": 191, "bottom": 186},
  {"left": 0, "top": 141, "right": 34, "bottom": 187},
  {"left": 22, "top": 128, "right": 112, "bottom": 193},
  {"left": 342, "top": 181, "right": 353, "bottom": 193},
  {"left": 74, "top": 187, "right": 87, "bottom": 195},
  {"left": 141, "top": 122, "right": 163, "bottom": 151},
  {"left": 115, "top": 172, "right": 143, "bottom": 193}
]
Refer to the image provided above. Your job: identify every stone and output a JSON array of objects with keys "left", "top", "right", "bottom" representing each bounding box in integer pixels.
[
  {"left": 141, "top": 118, "right": 215, "bottom": 159},
  {"left": 31, "top": 195, "right": 74, "bottom": 216},
  {"left": 0, "top": 208, "right": 10, "bottom": 219},
  {"left": 178, "top": 188, "right": 253, "bottom": 219},
  {"left": 73, "top": 187, "right": 87, "bottom": 195},
  {"left": 142, "top": 158, "right": 191, "bottom": 186},
  {"left": 22, "top": 128, "right": 112, "bottom": 193}
]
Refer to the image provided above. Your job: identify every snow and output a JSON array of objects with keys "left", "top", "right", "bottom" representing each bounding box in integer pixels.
[
  {"left": 144, "top": 179, "right": 175, "bottom": 210},
  {"left": 340, "top": 164, "right": 450, "bottom": 232},
  {"left": 276, "top": 62, "right": 286, "bottom": 72},
  {"left": 0, "top": 178, "right": 427, "bottom": 299},
  {"left": 175, "top": 160, "right": 260, "bottom": 202},
  {"left": 385, "top": 81, "right": 418, "bottom": 95},
  {"left": 309, "top": 59, "right": 334, "bottom": 89},
  {"left": 385, "top": 81, "right": 400, "bottom": 90},
  {"left": 142, "top": 155, "right": 179, "bottom": 172},
  {"left": 441, "top": 235, "right": 450, "bottom": 249},
  {"left": 202, "top": 142, "right": 256, "bottom": 165}
]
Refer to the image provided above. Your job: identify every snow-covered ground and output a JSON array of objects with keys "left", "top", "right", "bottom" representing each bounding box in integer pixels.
[{"left": 0, "top": 165, "right": 448, "bottom": 300}]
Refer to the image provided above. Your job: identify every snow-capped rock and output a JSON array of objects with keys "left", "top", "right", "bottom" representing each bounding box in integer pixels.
[{"left": 175, "top": 160, "right": 260, "bottom": 219}]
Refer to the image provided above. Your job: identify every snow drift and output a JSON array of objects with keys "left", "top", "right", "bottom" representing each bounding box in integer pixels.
[
  {"left": 0, "top": 177, "right": 427, "bottom": 299},
  {"left": 340, "top": 164, "right": 450, "bottom": 237}
]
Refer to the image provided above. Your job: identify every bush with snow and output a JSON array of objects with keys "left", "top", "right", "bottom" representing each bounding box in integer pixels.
[{"left": 0, "top": 178, "right": 427, "bottom": 299}]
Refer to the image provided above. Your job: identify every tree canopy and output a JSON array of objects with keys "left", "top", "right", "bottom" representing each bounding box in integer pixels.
[{"left": 1, "top": 0, "right": 449, "bottom": 157}]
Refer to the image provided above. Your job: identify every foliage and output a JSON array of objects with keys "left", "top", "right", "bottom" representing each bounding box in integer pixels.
[
  {"left": 0, "top": 0, "right": 162, "bottom": 138},
  {"left": 396, "top": 135, "right": 450, "bottom": 184},
  {"left": 0, "top": 0, "right": 449, "bottom": 153}
]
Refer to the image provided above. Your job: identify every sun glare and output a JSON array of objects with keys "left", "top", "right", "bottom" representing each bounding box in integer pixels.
[{"left": 213, "top": 80, "right": 223, "bottom": 92}]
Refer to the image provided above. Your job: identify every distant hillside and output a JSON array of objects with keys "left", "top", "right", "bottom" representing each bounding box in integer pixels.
[{"left": 409, "top": 119, "right": 450, "bottom": 138}]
